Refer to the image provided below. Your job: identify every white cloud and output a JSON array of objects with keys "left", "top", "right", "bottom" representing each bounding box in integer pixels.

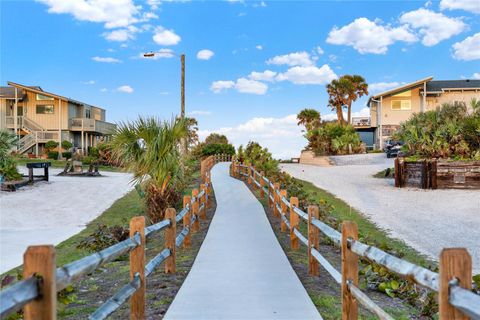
[
  {"left": 471, "top": 72, "right": 480, "bottom": 79},
  {"left": 256, "top": 45, "right": 263, "bottom": 50},
  {"left": 37, "top": 0, "right": 140, "bottom": 29},
  {"left": 235, "top": 78, "right": 268, "bottom": 95},
  {"left": 159, "top": 91, "right": 170, "bottom": 95},
  {"left": 103, "top": 25, "right": 139, "bottom": 42},
  {"left": 399, "top": 8, "right": 466, "bottom": 46},
  {"left": 276, "top": 64, "right": 337, "bottom": 85},
  {"left": 198, "top": 114, "right": 304, "bottom": 159},
  {"left": 369, "top": 82, "right": 403, "bottom": 93},
  {"left": 147, "top": 0, "right": 161, "bottom": 10},
  {"left": 327, "top": 17, "right": 417, "bottom": 54},
  {"left": 210, "top": 78, "right": 268, "bottom": 95},
  {"left": 188, "top": 110, "right": 212, "bottom": 116},
  {"left": 153, "top": 26, "right": 181, "bottom": 45},
  {"left": 92, "top": 56, "right": 122, "bottom": 63},
  {"left": 248, "top": 70, "right": 277, "bottom": 82},
  {"left": 452, "top": 33, "right": 480, "bottom": 60},
  {"left": 100, "top": 88, "right": 108, "bottom": 92},
  {"left": 316, "top": 46, "right": 324, "bottom": 55},
  {"left": 141, "top": 48, "right": 175, "bottom": 59},
  {"left": 253, "top": 1, "right": 267, "bottom": 8},
  {"left": 266, "top": 51, "right": 313, "bottom": 66},
  {"left": 440, "top": 0, "right": 480, "bottom": 14},
  {"left": 197, "top": 49, "right": 215, "bottom": 60},
  {"left": 210, "top": 80, "right": 235, "bottom": 93},
  {"left": 82, "top": 80, "right": 96, "bottom": 85},
  {"left": 117, "top": 85, "right": 134, "bottom": 93}
]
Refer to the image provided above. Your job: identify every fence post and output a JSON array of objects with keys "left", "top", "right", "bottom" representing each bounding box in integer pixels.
[
  {"left": 290, "top": 197, "right": 299, "bottom": 249},
  {"left": 247, "top": 166, "right": 252, "bottom": 185},
  {"left": 308, "top": 206, "right": 319, "bottom": 276},
  {"left": 439, "top": 248, "right": 472, "bottom": 320},
  {"left": 206, "top": 175, "right": 212, "bottom": 195},
  {"left": 165, "top": 208, "right": 176, "bottom": 273},
  {"left": 129, "top": 216, "right": 145, "bottom": 320},
  {"left": 259, "top": 171, "right": 265, "bottom": 198},
  {"left": 192, "top": 188, "right": 200, "bottom": 232},
  {"left": 200, "top": 184, "right": 207, "bottom": 219},
  {"left": 183, "top": 196, "right": 191, "bottom": 248},
  {"left": 280, "top": 189, "right": 287, "bottom": 232},
  {"left": 273, "top": 183, "right": 280, "bottom": 217},
  {"left": 394, "top": 157, "right": 400, "bottom": 187},
  {"left": 341, "top": 221, "right": 358, "bottom": 320},
  {"left": 23, "top": 245, "right": 56, "bottom": 320},
  {"left": 268, "top": 182, "right": 273, "bottom": 208}
]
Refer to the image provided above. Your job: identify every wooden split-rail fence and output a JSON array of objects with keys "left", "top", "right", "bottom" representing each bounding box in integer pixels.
[
  {"left": 0, "top": 155, "right": 228, "bottom": 320},
  {"left": 232, "top": 161, "right": 480, "bottom": 320}
]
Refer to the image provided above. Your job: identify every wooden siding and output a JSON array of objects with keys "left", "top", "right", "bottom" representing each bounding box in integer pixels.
[{"left": 16, "top": 91, "right": 69, "bottom": 130}]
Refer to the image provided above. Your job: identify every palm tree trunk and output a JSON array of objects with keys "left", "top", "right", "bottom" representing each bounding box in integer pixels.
[
  {"left": 347, "top": 102, "right": 352, "bottom": 125},
  {"left": 336, "top": 106, "right": 345, "bottom": 125}
]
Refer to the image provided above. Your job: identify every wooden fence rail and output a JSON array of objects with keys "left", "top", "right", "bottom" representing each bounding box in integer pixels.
[
  {"left": 0, "top": 154, "right": 226, "bottom": 320},
  {"left": 232, "top": 161, "right": 480, "bottom": 320}
]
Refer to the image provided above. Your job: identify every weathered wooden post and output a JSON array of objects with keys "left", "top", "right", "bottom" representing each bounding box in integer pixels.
[
  {"left": 308, "top": 206, "right": 319, "bottom": 276},
  {"left": 273, "top": 183, "right": 280, "bottom": 217},
  {"left": 183, "top": 196, "right": 191, "bottom": 248},
  {"left": 192, "top": 189, "right": 200, "bottom": 232},
  {"left": 129, "top": 216, "right": 146, "bottom": 319},
  {"left": 247, "top": 166, "right": 252, "bottom": 185},
  {"left": 439, "top": 248, "right": 471, "bottom": 320},
  {"left": 200, "top": 184, "right": 207, "bottom": 219},
  {"left": 23, "top": 245, "right": 56, "bottom": 320},
  {"left": 341, "top": 221, "right": 358, "bottom": 320},
  {"left": 259, "top": 171, "right": 265, "bottom": 198},
  {"left": 290, "top": 197, "right": 299, "bottom": 249},
  {"left": 268, "top": 182, "right": 273, "bottom": 208},
  {"left": 280, "top": 189, "right": 287, "bottom": 232},
  {"left": 165, "top": 208, "right": 176, "bottom": 273},
  {"left": 206, "top": 175, "right": 212, "bottom": 195}
]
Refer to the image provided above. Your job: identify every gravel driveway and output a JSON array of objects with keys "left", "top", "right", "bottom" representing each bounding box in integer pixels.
[
  {"left": 0, "top": 167, "right": 133, "bottom": 273},
  {"left": 281, "top": 160, "right": 480, "bottom": 273}
]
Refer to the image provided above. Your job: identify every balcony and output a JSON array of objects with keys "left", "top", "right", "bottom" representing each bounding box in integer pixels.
[
  {"left": 69, "top": 118, "right": 116, "bottom": 135},
  {"left": 351, "top": 116, "right": 371, "bottom": 128}
]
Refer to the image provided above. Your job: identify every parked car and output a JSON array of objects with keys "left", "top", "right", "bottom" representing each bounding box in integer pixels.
[{"left": 385, "top": 140, "right": 404, "bottom": 158}]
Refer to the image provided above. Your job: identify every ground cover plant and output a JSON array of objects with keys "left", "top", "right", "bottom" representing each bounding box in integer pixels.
[{"left": 394, "top": 101, "right": 480, "bottom": 160}]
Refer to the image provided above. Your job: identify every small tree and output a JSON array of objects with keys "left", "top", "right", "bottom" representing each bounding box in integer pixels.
[
  {"left": 44, "top": 140, "right": 59, "bottom": 152},
  {"left": 0, "top": 130, "right": 21, "bottom": 181},
  {"left": 61, "top": 140, "right": 73, "bottom": 151}
]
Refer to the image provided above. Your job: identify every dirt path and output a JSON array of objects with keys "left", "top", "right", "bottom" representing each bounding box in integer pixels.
[{"left": 281, "top": 163, "right": 480, "bottom": 273}]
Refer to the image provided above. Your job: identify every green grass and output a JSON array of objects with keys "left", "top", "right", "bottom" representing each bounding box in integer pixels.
[
  {"left": 293, "top": 178, "right": 432, "bottom": 267},
  {"left": 15, "top": 157, "right": 122, "bottom": 172},
  {"left": 373, "top": 167, "right": 394, "bottom": 179}
]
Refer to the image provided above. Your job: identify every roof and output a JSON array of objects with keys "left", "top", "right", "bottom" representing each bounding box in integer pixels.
[
  {"left": 371, "top": 76, "right": 433, "bottom": 100},
  {"left": 0, "top": 87, "right": 24, "bottom": 99},
  {"left": 426, "top": 80, "right": 480, "bottom": 92},
  {"left": 4, "top": 81, "right": 105, "bottom": 110}
]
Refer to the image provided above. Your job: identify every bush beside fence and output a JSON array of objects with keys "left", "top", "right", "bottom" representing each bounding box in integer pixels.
[
  {"left": 0, "top": 154, "right": 230, "bottom": 320},
  {"left": 232, "top": 161, "right": 480, "bottom": 320}
]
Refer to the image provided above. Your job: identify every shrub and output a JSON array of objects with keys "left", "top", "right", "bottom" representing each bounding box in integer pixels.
[
  {"left": 77, "top": 224, "right": 129, "bottom": 252},
  {"left": 0, "top": 130, "right": 21, "bottom": 181},
  {"left": 88, "top": 146, "right": 99, "bottom": 158},
  {"left": 0, "top": 156, "right": 22, "bottom": 181},
  {"left": 201, "top": 143, "right": 235, "bottom": 157},
  {"left": 82, "top": 156, "right": 95, "bottom": 165},
  {"left": 394, "top": 103, "right": 480, "bottom": 159},
  {"left": 47, "top": 151, "right": 59, "bottom": 159},
  {"left": 62, "top": 152, "right": 72, "bottom": 159},
  {"left": 44, "top": 140, "right": 59, "bottom": 152},
  {"left": 61, "top": 140, "right": 73, "bottom": 151}
]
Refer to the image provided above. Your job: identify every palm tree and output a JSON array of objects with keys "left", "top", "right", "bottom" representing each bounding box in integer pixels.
[
  {"left": 297, "top": 108, "right": 321, "bottom": 131},
  {"left": 326, "top": 79, "right": 347, "bottom": 125},
  {"left": 341, "top": 75, "right": 369, "bottom": 124},
  {"left": 185, "top": 117, "right": 199, "bottom": 150},
  {"left": 109, "top": 117, "right": 187, "bottom": 222}
]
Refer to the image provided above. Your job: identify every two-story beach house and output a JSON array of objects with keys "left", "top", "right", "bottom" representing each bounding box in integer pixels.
[
  {"left": 353, "top": 77, "right": 480, "bottom": 149},
  {"left": 0, "top": 81, "right": 116, "bottom": 156}
]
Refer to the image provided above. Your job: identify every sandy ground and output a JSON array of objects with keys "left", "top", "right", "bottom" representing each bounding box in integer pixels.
[
  {"left": 281, "top": 160, "right": 480, "bottom": 273},
  {"left": 0, "top": 167, "right": 133, "bottom": 273}
]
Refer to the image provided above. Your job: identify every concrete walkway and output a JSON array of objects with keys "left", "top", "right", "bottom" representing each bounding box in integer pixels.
[{"left": 164, "top": 162, "right": 322, "bottom": 320}]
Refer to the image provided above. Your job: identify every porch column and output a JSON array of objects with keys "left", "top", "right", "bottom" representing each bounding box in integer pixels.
[
  {"left": 378, "top": 97, "right": 383, "bottom": 150},
  {"left": 85, "top": 132, "right": 89, "bottom": 154},
  {"left": 90, "top": 134, "right": 93, "bottom": 148},
  {"left": 422, "top": 82, "right": 426, "bottom": 112},
  {"left": 58, "top": 100, "right": 62, "bottom": 159},
  {"left": 14, "top": 88, "right": 18, "bottom": 150},
  {"left": 81, "top": 119, "right": 85, "bottom": 155}
]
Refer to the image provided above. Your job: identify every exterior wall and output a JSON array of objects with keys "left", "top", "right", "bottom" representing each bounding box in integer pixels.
[
  {"left": 426, "top": 90, "right": 480, "bottom": 111},
  {"left": 17, "top": 91, "right": 69, "bottom": 130},
  {"left": 380, "top": 86, "right": 422, "bottom": 125},
  {"left": 0, "top": 99, "right": 6, "bottom": 129}
]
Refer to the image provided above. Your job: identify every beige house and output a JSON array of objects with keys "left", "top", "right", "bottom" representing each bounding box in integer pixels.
[
  {"left": 0, "top": 81, "right": 116, "bottom": 156},
  {"left": 364, "top": 77, "right": 480, "bottom": 149}
]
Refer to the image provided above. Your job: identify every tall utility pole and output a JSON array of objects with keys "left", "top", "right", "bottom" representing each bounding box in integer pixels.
[{"left": 181, "top": 54, "right": 185, "bottom": 118}]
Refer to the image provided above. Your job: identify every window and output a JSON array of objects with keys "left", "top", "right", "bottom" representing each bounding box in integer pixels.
[
  {"left": 391, "top": 100, "right": 411, "bottom": 110},
  {"left": 85, "top": 109, "right": 91, "bottom": 119},
  {"left": 36, "top": 105, "right": 54, "bottom": 114},
  {"left": 36, "top": 94, "right": 54, "bottom": 101}
]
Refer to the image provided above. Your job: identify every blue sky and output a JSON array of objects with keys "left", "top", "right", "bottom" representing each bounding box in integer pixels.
[{"left": 1, "top": 0, "right": 479, "bottom": 158}]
